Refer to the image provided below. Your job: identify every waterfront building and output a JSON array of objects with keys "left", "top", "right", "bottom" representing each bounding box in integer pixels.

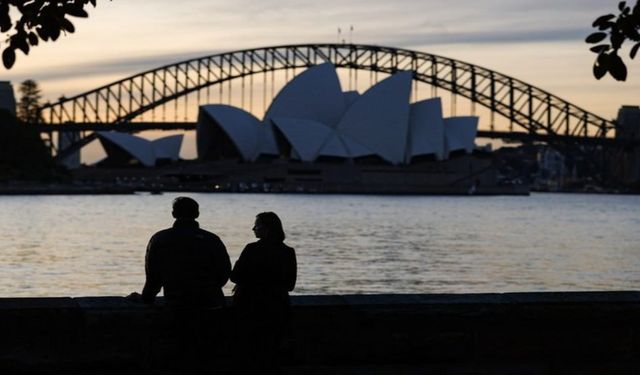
[
  {"left": 184, "top": 63, "right": 521, "bottom": 194},
  {"left": 535, "top": 146, "right": 568, "bottom": 191}
]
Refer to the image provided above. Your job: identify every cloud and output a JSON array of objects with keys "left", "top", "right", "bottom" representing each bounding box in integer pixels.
[
  {"left": 376, "top": 27, "right": 589, "bottom": 48},
  {"left": 3, "top": 0, "right": 626, "bottom": 107},
  {"left": 23, "top": 22, "right": 587, "bottom": 93},
  {"left": 22, "top": 49, "right": 226, "bottom": 82}
]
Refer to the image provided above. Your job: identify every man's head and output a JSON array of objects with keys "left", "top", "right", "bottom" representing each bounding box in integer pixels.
[{"left": 172, "top": 197, "right": 199, "bottom": 219}]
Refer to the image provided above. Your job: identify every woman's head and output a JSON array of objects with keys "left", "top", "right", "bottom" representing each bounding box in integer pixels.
[{"left": 253, "top": 212, "right": 285, "bottom": 242}]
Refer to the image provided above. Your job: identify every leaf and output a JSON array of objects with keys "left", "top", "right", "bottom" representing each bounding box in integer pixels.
[
  {"left": 65, "top": 4, "right": 89, "bottom": 18},
  {"left": 0, "top": 13, "right": 11, "bottom": 33},
  {"left": 627, "top": 28, "right": 640, "bottom": 42},
  {"left": 593, "top": 52, "right": 609, "bottom": 80},
  {"left": 0, "top": 1, "right": 8, "bottom": 23},
  {"left": 40, "top": 16, "right": 57, "bottom": 40},
  {"left": 60, "top": 18, "right": 75, "bottom": 33},
  {"left": 3, "top": 47, "right": 16, "bottom": 69},
  {"left": 611, "top": 31, "right": 625, "bottom": 48},
  {"left": 608, "top": 53, "right": 628, "bottom": 81},
  {"left": 593, "top": 14, "right": 616, "bottom": 27},
  {"left": 593, "top": 63, "right": 607, "bottom": 80},
  {"left": 619, "top": 1, "right": 626, "bottom": 11},
  {"left": 27, "top": 32, "right": 38, "bottom": 46},
  {"left": 35, "top": 27, "right": 50, "bottom": 42},
  {"left": 50, "top": 26, "right": 61, "bottom": 41},
  {"left": 67, "top": 9, "right": 89, "bottom": 18},
  {"left": 619, "top": 16, "right": 633, "bottom": 34},
  {"left": 598, "top": 21, "right": 616, "bottom": 31},
  {"left": 631, "top": 42, "right": 640, "bottom": 59},
  {"left": 585, "top": 32, "right": 607, "bottom": 44},
  {"left": 590, "top": 44, "right": 610, "bottom": 53},
  {"left": 13, "top": 36, "right": 30, "bottom": 55}
]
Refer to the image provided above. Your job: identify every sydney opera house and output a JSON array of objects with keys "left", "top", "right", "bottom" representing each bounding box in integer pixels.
[
  {"left": 193, "top": 63, "right": 498, "bottom": 193},
  {"left": 197, "top": 63, "right": 478, "bottom": 165},
  {"left": 85, "top": 63, "right": 508, "bottom": 193}
]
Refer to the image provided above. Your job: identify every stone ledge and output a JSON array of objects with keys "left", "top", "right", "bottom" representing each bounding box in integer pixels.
[{"left": 0, "top": 291, "right": 639, "bottom": 374}]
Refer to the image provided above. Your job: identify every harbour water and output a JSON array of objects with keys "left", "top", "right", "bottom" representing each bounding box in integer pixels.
[{"left": 0, "top": 192, "right": 638, "bottom": 297}]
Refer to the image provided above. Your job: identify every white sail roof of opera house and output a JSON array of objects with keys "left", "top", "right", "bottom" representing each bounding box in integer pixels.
[
  {"left": 263, "top": 62, "right": 347, "bottom": 128},
  {"left": 270, "top": 117, "right": 376, "bottom": 161},
  {"left": 408, "top": 98, "right": 446, "bottom": 161},
  {"left": 320, "top": 132, "right": 373, "bottom": 158},
  {"left": 342, "top": 91, "right": 360, "bottom": 109},
  {"left": 315, "top": 133, "right": 352, "bottom": 158},
  {"left": 444, "top": 116, "right": 479, "bottom": 155},
  {"left": 198, "top": 105, "right": 258, "bottom": 161},
  {"left": 271, "top": 118, "right": 334, "bottom": 162},
  {"left": 197, "top": 104, "right": 279, "bottom": 161},
  {"left": 153, "top": 134, "right": 183, "bottom": 160},
  {"left": 96, "top": 132, "right": 183, "bottom": 167},
  {"left": 196, "top": 63, "right": 478, "bottom": 165},
  {"left": 335, "top": 71, "right": 412, "bottom": 165}
]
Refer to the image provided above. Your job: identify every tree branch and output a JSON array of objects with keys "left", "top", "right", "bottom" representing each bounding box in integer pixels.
[{"left": 0, "top": 0, "right": 109, "bottom": 69}]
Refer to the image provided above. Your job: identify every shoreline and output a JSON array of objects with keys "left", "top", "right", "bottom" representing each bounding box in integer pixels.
[
  {"left": 0, "top": 183, "right": 636, "bottom": 195},
  {"left": 0, "top": 184, "right": 528, "bottom": 196}
]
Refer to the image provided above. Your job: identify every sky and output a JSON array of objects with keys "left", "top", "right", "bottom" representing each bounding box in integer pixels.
[{"left": 2, "top": 0, "right": 639, "bottom": 160}]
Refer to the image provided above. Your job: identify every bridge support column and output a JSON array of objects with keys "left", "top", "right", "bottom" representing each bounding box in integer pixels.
[{"left": 614, "top": 106, "right": 640, "bottom": 186}]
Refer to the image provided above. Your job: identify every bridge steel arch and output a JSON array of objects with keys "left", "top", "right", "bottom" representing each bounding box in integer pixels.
[{"left": 39, "top": 44, "right": 615, "bottom": 140}]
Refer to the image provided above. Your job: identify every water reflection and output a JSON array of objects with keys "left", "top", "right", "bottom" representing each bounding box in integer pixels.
[{"left": 0, "top": 193, "right": 638, "bottom": 297}]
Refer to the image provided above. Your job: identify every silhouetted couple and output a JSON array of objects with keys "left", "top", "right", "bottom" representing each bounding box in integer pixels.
[{"left": 129, "top": 196, "right": 296, "bottom": 373}]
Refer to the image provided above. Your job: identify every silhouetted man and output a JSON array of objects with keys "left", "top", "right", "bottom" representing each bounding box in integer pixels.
[{"left": 131, "top": 196, "right": 231, "bottom": 307}]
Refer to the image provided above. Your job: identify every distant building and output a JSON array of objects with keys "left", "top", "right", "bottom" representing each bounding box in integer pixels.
[
  {"left": 615, "top": 105, "right": 640, "bottom": 184},
  {"left": 197, "top": 63, "right": 478, "bottom": 165},
  {"left": 493, "top": 144, "right": 538, "bottom": 185},
  {"left": 536, "top": 146, "right": 567, "bottom": 191},
  {"left": 0, "top": 81, "right": 16, "bottom": 117}
]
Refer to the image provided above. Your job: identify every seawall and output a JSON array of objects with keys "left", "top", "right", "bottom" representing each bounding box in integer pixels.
[{"left": 1, "top": 291, "right": 639, "bottom": 374}]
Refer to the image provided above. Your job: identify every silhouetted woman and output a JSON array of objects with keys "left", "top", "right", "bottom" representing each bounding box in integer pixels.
[{"left": 230, "top": 212, "right": 297, "bottom": 373}]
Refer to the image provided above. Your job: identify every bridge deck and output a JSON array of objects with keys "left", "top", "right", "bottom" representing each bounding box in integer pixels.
[{"left": 34, "top": 122, "right": 625, "bottom": 146}]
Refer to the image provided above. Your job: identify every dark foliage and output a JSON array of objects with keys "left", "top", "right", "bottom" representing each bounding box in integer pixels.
[
  {"left": 587, "top": 1, "right": 640, "bottom": 81},
  {"left": 1, "top": 1, "right": 109, "bottom": 69},
  {"left": 17, "top": 79, "right": 43, "bottom": 123},
  {"left": 0, "top": 109, "right": 55, "bottom": 180}
]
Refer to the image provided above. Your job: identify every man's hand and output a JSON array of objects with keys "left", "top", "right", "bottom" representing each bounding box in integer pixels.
[{"left": 126, "top": 292, "right": 143, "bottom": 303}]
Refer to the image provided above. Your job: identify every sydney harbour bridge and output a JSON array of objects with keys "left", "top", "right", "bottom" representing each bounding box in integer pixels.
[{"left": 33, "top": 43, "right": 622, "bottom": 180}]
